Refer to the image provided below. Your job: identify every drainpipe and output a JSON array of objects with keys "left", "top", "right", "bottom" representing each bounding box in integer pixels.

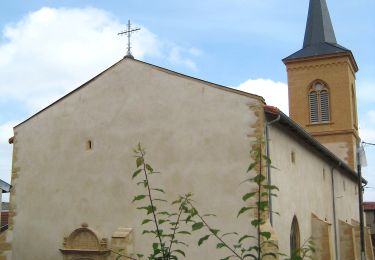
[
  {"left": 331, "top": 162, "right": 341, "bottom": 260},
  {"left": 265, "top": 114, "right": 280, "bottom": 226}
]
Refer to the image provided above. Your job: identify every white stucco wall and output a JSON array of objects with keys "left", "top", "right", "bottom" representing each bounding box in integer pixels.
[
  {"left": 9, "top": 58, "right": 265, "bottom": 260},
  {"left": 268, "top": 124, "right": 359, "bottom": 259}
]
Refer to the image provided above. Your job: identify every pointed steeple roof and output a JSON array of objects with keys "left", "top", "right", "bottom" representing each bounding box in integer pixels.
[
  {"left": 283, "top": 0, "right": 355, "bottom": 67},
  {"left": 303, "top": 0, "right": 337, "bottom": 47}
]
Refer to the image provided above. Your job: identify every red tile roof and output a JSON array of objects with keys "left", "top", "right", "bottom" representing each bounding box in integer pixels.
[
  {"left": 363, "top": 202, "right": 375, "bottom": 210},
  {"left": 264, "top": 105, "right": 280, "bottom": 114}
]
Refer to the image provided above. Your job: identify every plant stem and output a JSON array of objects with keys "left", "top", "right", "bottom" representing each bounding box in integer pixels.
[
  {"left": 140, "top": 151, "right": 167, "bottom": 259},
  {"left": 167, "top": 197, "right": 186, "bottom": 257},
  {"left": 188, "top": 202, "right": 243, "bottom": 260},
  {"left": 257, "top": 143, "right": 262, "bottom": 260}
]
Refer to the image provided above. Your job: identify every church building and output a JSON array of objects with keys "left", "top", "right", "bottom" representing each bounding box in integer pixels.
[{"left": 0, "top": 0, "right": 372, "bottom": 259}]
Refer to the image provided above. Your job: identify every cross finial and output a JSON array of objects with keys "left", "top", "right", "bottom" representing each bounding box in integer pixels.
[{"left": 118, "top": 20, "right": 141, "bottom": 59}]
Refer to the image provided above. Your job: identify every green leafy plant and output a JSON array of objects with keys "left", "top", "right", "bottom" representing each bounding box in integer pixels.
[
  {"left": 129, "top": 143, "right": 197, "bottom": 260},
  {"left": 179, "top": 140, "right": 280, "bottom": 260},
  {"left": 120, "top": 142, "right": 314, "bottom": 260},
  {"left": 289, "top": 239, "right": 315, "bottom": 260}
]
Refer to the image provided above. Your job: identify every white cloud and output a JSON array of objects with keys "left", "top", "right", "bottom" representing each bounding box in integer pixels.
[
  {"left": 360, "top": 128, "right": 375, "bottom": 143},
  {"left": 236, "top": 78, "right": 289, "bottom": 114},
  {"left": 0, "top": 120, "right": 19, "bottom": 183},
  {"left": 167, "top": 45, "right": 198, "bottom": 71},
  {"left": 0, "top": 7, "right": 200, "bottom": 113}
]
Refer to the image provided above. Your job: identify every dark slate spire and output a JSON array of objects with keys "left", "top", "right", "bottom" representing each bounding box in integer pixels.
[
  {"left": 303, "top": 0, "right": 336, "bottom": 47},
  {"left": 283, "top": 0, "right": 353, "bottom": 63}
]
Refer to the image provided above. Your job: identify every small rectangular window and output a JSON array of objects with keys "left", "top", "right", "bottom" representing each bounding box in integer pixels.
[{"left": 86, "top": 140, "right": 93, "bottom": 150}]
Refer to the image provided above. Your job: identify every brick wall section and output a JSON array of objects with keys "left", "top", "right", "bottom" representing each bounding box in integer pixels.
[{"left": 0, "top": 212, "right": 8, "bottom": 227}]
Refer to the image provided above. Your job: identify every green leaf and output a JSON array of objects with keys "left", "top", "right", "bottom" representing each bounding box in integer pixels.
[
  {"left": 260, "top": 231, "right": 271, "bottom": 240},
  {"left": 242, "top": 192, "right": 256, "bottom": 201},
  {"left": 136, "top": 157, "right": 144, "bottom": 167},
  {"left": 158, "top": 219, "right": 167, "bottom": 225},
  {"left": 263, "top": 184, "right": 279, "bottom": 191},
  {"left": 221, "top": 232, "right": 238, "bottom": 237},
  {"left": 145, "top": 164, "right": 153, "bottom": 172},
  {"left": 152, "top": 198, "right": 167, "bottom": 203},
  {"left": 157, "top": 211, "right": 170, "bottom": 216},
  {"left": 172, "top": 249, "right": 186, "bottom": 257},
  {"left": 192, "top": 222, "right": 204, "bottom": 231},
  {"left": 198, "top": 235, "right": 210, "bottom": 246},
  {"left": 209, "top": 228, "right": 220, "bottom": 236},
  {"left": 238, "top": 234, "right": 255, "bottom": 243},
  {"left": 132, "top": 169, "right": 142, "bottom": 179},
  {"left": 256, "top": 201, "right": 268, "bottom": 210},
  {"left": 141, "top": 219, "right": 152, "bottom": 225},
  {"left": 243, "top": 253, "right": 257, "bottom": 258},
  {"left": 152, "top": 243, "right": 159, "bottom": 250},
  {"left": 152, "top": 188, "right": 165, "bottom": 193},
  {"left": 132, "top": 195, "right": 146, "bottom": 202},
  {"left": 216, "top": 243, "right": 226, "bottom": 249},
  {"left": 177, "top": 231, "right": 191, "bottom": 235},
  {"left": 253, "top": 174, "right": 266, "bottom": 184},
  {"left": 137, "top": 205, "right": 156, "bottom": 215},
  {"left": 251, "top": 218, "right": 263, "bottom": 227},
  {"left": 203, "top": 213, "right": 217, "bottom": 217},
  {"left": 237, "top": 206, "right": 252, "bottom": 217},
  {"left": 247, "top": 162, "right": 257, "bottom": 172}
]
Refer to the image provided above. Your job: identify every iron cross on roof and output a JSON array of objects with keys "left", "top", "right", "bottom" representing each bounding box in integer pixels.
[{"left": 118, "top": 20, "right": 140, "bottom": 59}]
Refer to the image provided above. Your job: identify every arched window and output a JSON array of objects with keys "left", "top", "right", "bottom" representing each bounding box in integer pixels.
[
  {"left": 290, "top": 216, "right": 300, "bottom": 257},
  {"left": 308, "top": 82, "right": 330, "bottom": 123}
]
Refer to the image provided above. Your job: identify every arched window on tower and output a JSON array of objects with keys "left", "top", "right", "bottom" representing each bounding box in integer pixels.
[
  {"left": 290, "top": 216, "right": 300, "bottom": 257},
  {"left": 308, "top": 82, "right": 330, "bottom": 123}
]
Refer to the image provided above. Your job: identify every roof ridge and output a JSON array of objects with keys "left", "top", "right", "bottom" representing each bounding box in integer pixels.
[{"left": 14, "top": 58, "right": 265, "bottom": 128}]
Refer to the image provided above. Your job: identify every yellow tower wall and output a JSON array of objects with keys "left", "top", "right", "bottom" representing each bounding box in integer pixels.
[{"left": 285, "top": 54, "right": 359, "bottom": 169}]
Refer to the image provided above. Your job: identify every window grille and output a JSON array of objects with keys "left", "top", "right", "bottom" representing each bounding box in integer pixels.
[
  {"left": 308, "top": 82, "right": 330, "bottom": 123},
  {"left": 320, "top": 90, "right": 330, "bottom": 122},
  {"left": 309, "top": 91, "right": 319, "bottom": 123}
]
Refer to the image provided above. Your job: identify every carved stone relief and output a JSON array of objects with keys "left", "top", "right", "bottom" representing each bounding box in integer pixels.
[{"left": 60, "top": 223, "right": 110, "bottom": 260}]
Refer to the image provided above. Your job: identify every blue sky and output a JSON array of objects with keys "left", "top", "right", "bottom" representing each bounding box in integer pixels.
[{"left": 0, "top": 0, "right": 374, "bottom": 200}]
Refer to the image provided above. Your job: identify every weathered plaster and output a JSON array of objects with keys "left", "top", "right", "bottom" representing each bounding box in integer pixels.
[
  {"left": 8, "top": 59, "right": 264, "bottom": 259},
  {"left": 268, "top": 124, "right": 359, "bottom": 259}
]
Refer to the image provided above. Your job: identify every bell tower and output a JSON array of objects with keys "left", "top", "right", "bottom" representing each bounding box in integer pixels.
[{"left": 283, "top": 0, "right": 359, "bottom": 169}]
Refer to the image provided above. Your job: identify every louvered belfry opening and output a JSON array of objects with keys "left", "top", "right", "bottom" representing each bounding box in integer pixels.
[
  {"left": 309, "top": 91, "right": 319, "bottom": 123},
  {"left": 308, "top": 82, "right": 330, "bottom": 123}
]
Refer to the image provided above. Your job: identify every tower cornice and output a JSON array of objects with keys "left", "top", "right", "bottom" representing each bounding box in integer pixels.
[{"left": 283, "top": 51, "right": 358, "bottom": 73}]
